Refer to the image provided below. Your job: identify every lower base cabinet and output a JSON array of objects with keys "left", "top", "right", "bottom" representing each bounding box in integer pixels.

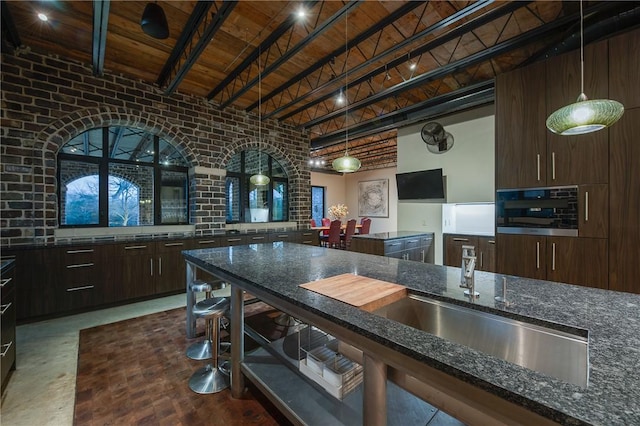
[
  {"left": 496, "top": 234, "right": 608, "bottom": 289},
  {"left": 444, "top": 234, "right": 496, "bottom": 272},
  {"left": 350, "top": 234, "right": 434, "bottom": 263},
  {"left": 1, "top": 262, "right": 16, "bottom": 393}
]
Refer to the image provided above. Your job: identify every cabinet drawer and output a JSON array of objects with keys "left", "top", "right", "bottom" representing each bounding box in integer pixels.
[
  {"left": 115, "top": 243, "right": 154, "bottom": 256},
  {"left": 247, "top": 234, "right": 268, "bottom": 243},
  {"left": 269, "top": 233, "right": 292, "bottom": 242},
  {"left": 194, "top": 238, "right": 221, "bottom": 249},
  {"left": 60, "top": 246, "right": 97, "bottom": 264},
  {"left": 383, "top": 240, "right": 405, "bottom": 254},
  {"left": 1, "top": 275, "right": 15, "bottom": 301},
  {"left": 223, "top": 235, "right": 248, "bottom": 246},
  {"left": 155, "top": 240, "right": 188, "bottom": 253}
]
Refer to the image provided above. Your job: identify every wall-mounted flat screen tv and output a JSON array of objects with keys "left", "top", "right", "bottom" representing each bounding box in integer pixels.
[{"left": 395, "top": 168, "right": 446, "bottom": 200}]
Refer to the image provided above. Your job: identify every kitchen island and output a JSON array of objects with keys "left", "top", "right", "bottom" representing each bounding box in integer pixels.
[{"left": 183, "top": 242, "right": 640, "bottom": 425}]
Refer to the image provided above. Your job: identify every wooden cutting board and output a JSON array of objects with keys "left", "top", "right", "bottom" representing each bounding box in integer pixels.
[{"left": 299, "top": 273, "right": 407, "bottom": 312}]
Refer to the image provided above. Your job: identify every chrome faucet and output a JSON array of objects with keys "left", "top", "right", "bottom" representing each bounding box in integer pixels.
[{"left": 460, "top": 245, "right": 479, "bottom": 298}]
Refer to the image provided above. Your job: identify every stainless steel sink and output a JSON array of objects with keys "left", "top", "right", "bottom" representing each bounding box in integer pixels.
[{"left": 373, "top": 294, "right": 589, "bottom": 387}]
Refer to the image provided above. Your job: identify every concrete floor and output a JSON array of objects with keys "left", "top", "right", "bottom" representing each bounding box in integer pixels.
[{"left": 1, "top": 293, "right": 188, "bottom": 425}]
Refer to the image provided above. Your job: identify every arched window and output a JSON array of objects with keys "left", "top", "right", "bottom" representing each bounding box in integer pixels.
[
  {"left": 225, "top": 150, "right": 288, "bottom": 223},
  {"left": 58, "top": 126, "right": 189, "bottom": 227}
]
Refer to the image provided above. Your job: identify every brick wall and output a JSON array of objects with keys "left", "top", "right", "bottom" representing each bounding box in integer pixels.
[{"left": 0, "top": 49, "right": 311, "bottom": 246}]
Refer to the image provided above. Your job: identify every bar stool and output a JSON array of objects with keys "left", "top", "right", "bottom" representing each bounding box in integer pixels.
[
  {"left": 189, "top": 297, "right": 230, "bottom": 394},
  {"left": 186, "top": 295, "right": 227, "bottom": 360},
  {"left": 186, "top": 279, "right": 223, "bottom": 338}
]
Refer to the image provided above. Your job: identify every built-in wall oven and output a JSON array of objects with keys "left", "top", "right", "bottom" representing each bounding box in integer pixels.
[{"left": 496, "top": 186, "right": 578, "bottom": 236}]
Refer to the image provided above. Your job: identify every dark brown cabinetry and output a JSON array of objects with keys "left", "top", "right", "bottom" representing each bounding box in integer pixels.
[
  {"left": 444, "top": 235, "right": 495, "bottom": 273},
  {"left": 1, "top": 261, "right": 16, "bottom": 393},
  {"left": 350, "top": 233, "right": 434, "bottom": 263},
  {"left": 52, "top": 244, "right": 115, "bottom": 311},
  {"left": 609, "top": 107, "right": 640, "bottom": 293},
  {"left": 495, "top": 60, "right": 547, "bottom": 189},
  {"left": 608, "top": 29, "right": 640, "bottom": 110},
  {"left": 496, "top": 234, "right": 607, "bottom": 289},
  {"left": 154, "top": 240, "right": 191, "bottom": 294}
]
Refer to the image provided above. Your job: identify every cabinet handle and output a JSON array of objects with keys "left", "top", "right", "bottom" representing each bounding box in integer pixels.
[
  {"left": 198, "top": 240, "right": 218, "bottom": 245},
  {"left": 407, "top": 239, "right": 418, "bottom": 243},
  {"left": 66, "top": 263, "right": 94, "bottom": 269},
  {"left": 421, "top": 250, "right": 425, "bottom": 262},
  {"left": 251, "top": 236, "right": 265, "bottom": 240},
  {"left": 389, "top": 243, "right": 401, "bottom": 246},
  {"left": 552, "top": 243, "right": 556, "bottom": 271},
  {"left": 66, "top": 249, "right": 94, "bottom": 254},
  {"left": 1, "top": 302, "right": 12, "bottom": 315},
  {"left": 537, "top": 154, "right": 541, "bottom": 181},
  {"left": 159, "top": 257, "right": 162, "bottom": 276},
  {"left": 552, "top": 152, "right": 556, "bottom": 180},
  {"left": 302, "top": 232, "right": 313, "bottom": 236},
  {"left": 227, "top": 238, "right": 242, "bottom": 242},
  {"left": 488, "top": 240, "right": 495, "bottom": 244},
  {"left": 164, "top": 242, "right": 184, "bottom": 247},
  {"left": 1, "top": 341, "right": 13, "bottom": 357},
  {"left": 480, "top": 252, "right": 484, "bottom": 268},
  {"left": 277, "top": 235, "right": 289, "bottom": 238},
  {"left": 150, "top": 258, "right": 154, "bottom": 276},
  {"left": 125, "top": 245, "right": 147, "bottom": 250},
  {"left": 536, "top": 241, "right": 540, "bottom": 269},
  {"left": 585, "top": 191, "right": 589, "bottom": 222},
  {"left": 452, "top": 238, "right": 469, "bottom": 242},
  {"left": 0, "top": 277, "right": 12, "bottom": 287},
  {"left": 66, "top": 285, "right": 94, "bottom": 292}
]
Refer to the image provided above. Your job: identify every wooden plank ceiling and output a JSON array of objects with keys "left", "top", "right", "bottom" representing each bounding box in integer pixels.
[{"left": 2, "top": 1, "right": 638, "bottom": 172}]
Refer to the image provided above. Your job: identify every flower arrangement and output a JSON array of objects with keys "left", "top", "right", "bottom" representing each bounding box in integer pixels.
[{"left": 328, "top": 204, "right": 349, "bottom": 221}]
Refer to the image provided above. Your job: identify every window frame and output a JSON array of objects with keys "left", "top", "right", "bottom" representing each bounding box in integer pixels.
[
  {"left": 57, "top": 127, "right": 190, "bottom": 228},
  {"left": 225, "top": 150, "right": 289, "bottom": 224}
]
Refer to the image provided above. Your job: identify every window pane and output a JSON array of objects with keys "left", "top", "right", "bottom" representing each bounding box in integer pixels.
[
  {"left": 311, "top": 186, "right": 325, "bottom": 224},
  {"left": 245, "top": 150, "right": 263, "bottom": 175},
  {"left": 227, "top": 152, "right": 242, "bottom": 173},
  {"left": 247, "top": 178, "right": 269, "bottom": 222},
  {"left": 61, "top": 128, "right": 103, "bottom": 157},
  {"left": 226, "top": 176, "right": 240, "bottom": 222},
  {"left": 159, "top": 139, "right": 189, "bottom": 167},
  {"left": 271, "top": 157, "right": 287, "bottom": 178},
  {"left": 273, "top": 181, "right": 288, "bottom": 221},
  {"left": 109, "top": 127, "right": 154, "bottom": 163},
  {"left": 108, "top": 163, "right": 153, "bottom": 226},
  {"left": 160, "top": 170, "right": 188, "bottom": 224},
  {"left": 60, "top": 160, "right": 100, "bottom": 225}
]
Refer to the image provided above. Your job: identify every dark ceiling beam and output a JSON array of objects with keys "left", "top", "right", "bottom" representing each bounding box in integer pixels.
[
  {"left": 109, "top": 127, "right": 126, "bottom": 158},
  {"left": 160, "top": 1, "right": 237, "bottom": 95},
  {"left": 218, "top": 0, "right": 360, "bottom": 109},
  {"left": 246, "top": 1, "right": 423, "bottom": 112},
  {"left": 310, "top": 80, "right": 494, "bottom": 149},
  {"left": 207, "top": 0, "right": 319, "bottom": 101},
  {"left": 91, "top": 0, "right": 110, "bottom": 76},
  {"left": 269, "top": 0, "right": 498, "bottom": 121},
  {"left": 302, "top": 0, "right": 618, "bottom": 131},
  {"left": 1, "top": 1, "right": 21, "bottom": 51}
]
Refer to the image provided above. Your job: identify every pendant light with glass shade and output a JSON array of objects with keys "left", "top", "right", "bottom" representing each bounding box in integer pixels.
[
  {"left": 546, "top": 0, "right": 624, "bottom": 135},
  {"left": 250, "top": 48, "right": 270, "bottom": 186},
  {"left": 332, "top": 11, "right": 361, "bottom": 173}
]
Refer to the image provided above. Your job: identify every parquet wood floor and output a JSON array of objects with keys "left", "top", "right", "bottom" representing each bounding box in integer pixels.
[{"left": 74, "top": 306, "right": 291, "bottom": 426}]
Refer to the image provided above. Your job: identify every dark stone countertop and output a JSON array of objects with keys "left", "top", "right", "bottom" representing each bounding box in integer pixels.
[
  {"left": 183, "top": 242, "right": 640, "bottom": 425},
  {"left": 351, "top": 231, "right": 434, "bottom": 241}
]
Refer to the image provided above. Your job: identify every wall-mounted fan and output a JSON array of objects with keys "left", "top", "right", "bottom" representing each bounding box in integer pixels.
[{"left": 421, "top": 121, "right": 454, "bottom": 154}]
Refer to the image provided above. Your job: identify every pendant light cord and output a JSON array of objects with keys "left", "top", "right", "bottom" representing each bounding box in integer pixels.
[
  {"left": 258, "top": 46, "right": 262, "bottom": 172},
  {"left": 579, "top": 0, "right": 584, "bottom": 96},
  {"left": 344, "top": 10, "right": 349, "bottom": 156}
]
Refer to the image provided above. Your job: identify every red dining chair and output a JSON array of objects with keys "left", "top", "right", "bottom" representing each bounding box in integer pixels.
[
  {"left": 324, "top": 220, "right": 342, "bottom": 249},
  {"left": 360, "top": 218, "right": 371, "bottom": 235},
  {"left": 341, "top": 219, "right": 357, "bottom": 250},
  {"left": 321, "top": 217, "right": 331, "bottom": 237},
  {"left": 309, "top": 218, "right": 317, "bottom": 227}
]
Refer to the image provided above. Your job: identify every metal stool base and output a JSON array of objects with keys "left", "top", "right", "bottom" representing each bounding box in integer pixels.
[
  {"left": 186, "top": 340, "right": 212, "bottom": 360},
  {"left": 189, "top": 364, "right": 229, "bottom": 394}
]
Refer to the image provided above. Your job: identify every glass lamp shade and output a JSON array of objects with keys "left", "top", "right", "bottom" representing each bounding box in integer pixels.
[
  {"left": 546, "top": 95, "right": 624, "bottom": 135},
  {"left": 332, "top": 154, "right": 361, "bottom": 173},
  {"left": 249, "top": 173, "right": 270, "bottom": 186}
]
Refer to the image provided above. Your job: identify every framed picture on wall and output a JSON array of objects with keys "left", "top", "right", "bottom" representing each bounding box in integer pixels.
[{"left": 358, "top": 179, "right": 389, "bottom": 217}]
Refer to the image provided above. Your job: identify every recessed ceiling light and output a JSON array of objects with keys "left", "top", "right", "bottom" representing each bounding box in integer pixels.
[
  {"left": 296, "top": 7, "right": 306, "bottom": 19},
  {"left": 409, "top": 62, "right": 417, "bottom": 70},
  {"left": 37, "top": 12, "right": 49, "bottom": 22}
]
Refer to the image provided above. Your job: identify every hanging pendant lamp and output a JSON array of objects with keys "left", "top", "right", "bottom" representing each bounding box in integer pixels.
[
  {"left": 250, "top": 48, "right": 270, "bottom": 186},
  {"left": 141, "top": 3, "right": 169, "bottom": 40},
  {"left": 546, "top": 0, "right": 624, "bottom": 135},
  {"left": 332, "top": 11, "right": 361, "bottom": 173}
]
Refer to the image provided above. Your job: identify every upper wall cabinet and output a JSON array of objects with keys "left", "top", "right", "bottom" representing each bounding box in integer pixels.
[
  {"left": 496, "top": 41, "right": 610, "bottom": 189},
  {"left": 608, "top": 29, "right": 640, "bottom": 110},
  {"left": 495, "top": 61, "right": 547, "bottom": 189},
  {"left": 545, "top": 40, "right": 609, "bottom": 185}
]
